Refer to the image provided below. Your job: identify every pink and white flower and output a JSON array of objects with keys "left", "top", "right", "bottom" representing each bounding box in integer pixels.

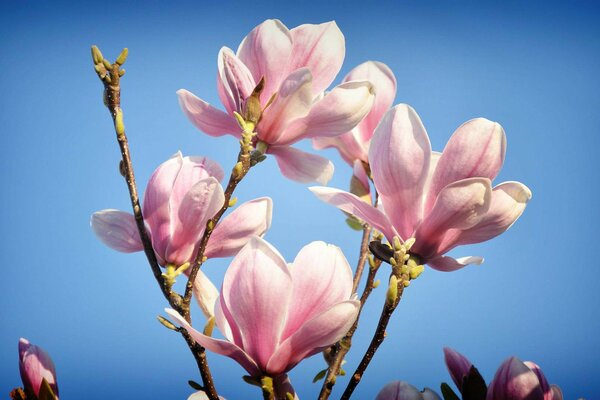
[
  {"left": 487, "top": 357, "right": 563, "bottom": 400},
  {"left": 178, "top": 19, "right": 375, "bottom": 184},
  {"left": 311, "top": 104, "right": 531, "bottom": 271},
  {"left": 91, "top": 152, "right": 272, "bottom": 267},
  {"left": 376, "top": 381, "right": 441, "bottom": 400},
  {"left": 166, "top": 237, "right": 360, "bottom": 379},
  {"left": 19, "top": 338, "right": 59, "bottom": 398}
]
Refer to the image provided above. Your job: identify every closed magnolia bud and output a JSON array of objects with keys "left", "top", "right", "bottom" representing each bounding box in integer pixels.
[
  {"left": 376, "top": 381, "right": 441, "bottom": 400},
  {"left": 487, "top": 357, "right": 561, "bottom": 400},
  {"left": 18, "top": 338, "right": 59, "bottom": 398}
]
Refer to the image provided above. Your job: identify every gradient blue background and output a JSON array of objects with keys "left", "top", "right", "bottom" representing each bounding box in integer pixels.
[{"left": 1, "top": 1, "right": 598, "bottom": 398}]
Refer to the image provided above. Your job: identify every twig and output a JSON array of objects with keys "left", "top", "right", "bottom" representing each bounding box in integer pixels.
[
  {"left": 352, "top": 226, "right": 372, "bottom": 294},
  {"left": 90, "top": 46, "right": 219, "bottom": 400}
]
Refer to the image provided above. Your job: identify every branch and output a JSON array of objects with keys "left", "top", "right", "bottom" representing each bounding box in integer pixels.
[{"left": 90, "top": 46, "right": 219, "bottom": 400}]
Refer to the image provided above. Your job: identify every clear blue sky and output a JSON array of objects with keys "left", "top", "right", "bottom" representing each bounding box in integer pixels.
[{"left": 1, "top": 1, "right": 599, "bottom": 399}]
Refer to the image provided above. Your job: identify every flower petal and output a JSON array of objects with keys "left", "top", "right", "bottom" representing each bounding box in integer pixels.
[
  {"left": 193, "top": 270, "right": 219, "bottom": 319},
  {"left": 448, "top": 182, "right": 531, "bottom": 249},
  {"left": 487, "top": 357, "right": 545, "bottom": 400},
  {"left": 166, "top": 177, "right": 225, "bottom": 265},
  {"left": 165, "top": 308, "right": 261, "bottom": 376},
  {"left": 444, "top": 347, "right": 474, "bottom": 392},
  {"left": 375, "top": 381, "right": 425, "bottom": 400},
  {"left": 278, "top": 80, "right": 375, "bottom": 145},
  {"left": 413, "top": 178, "right": 492, "bottom": 260},
  {"left": 91, "top": 210, "right": 143, "bottom": 253},
  {"left": 524, "top": 361, "right": 553, "bottom": 400},
  {"left": 19, "top": 339, "right": 58, "bottom": 398},
  {"left": 257, "top": 68, "right": 313, "bottom": 145},
  {"left": 282, "top": 242, "right": 353, "bottom": 340},
  {"left": 551, "top": 385, "right": 563, "bottom": 400},
  {"left": 427, "top": 255, "right": 484, "bottom": 272},
  {"left": 269, "top": 146, "right": 334, "bottom": 185},
  {"left": 344, "top": 61, "right": 397, "bottom": 143},
  {"left": 369, "top": 104, "right": 432, "bottom": 240},
  {"left": 237, "top": 19, "right": 293, "bottom": 100},
  {"left": 221, "top": 237, "right": 292, "bottom": 370},
  {"left": 426, "top": 118, "right": 506, "bottom": 212},
  {"left": 266, "top": 299, "right": 359, "bottom": 375},
  {"left": 177, "top": 89, "right": 240, "bottom": 137},
  {"left": 309, "top": 186, "right": 396, "bottom": 241},
  {"left": 206, "top": 197, "right": 273, "bottom": 258},
  {"left": 312, "top": 130, "right": 367, "bottom": 165},
  {"left": 288, "top": 21, "right": 345, "bottom": 95},
  {"left": 217, "top": 47, "right": 256, "bottom": 115}
]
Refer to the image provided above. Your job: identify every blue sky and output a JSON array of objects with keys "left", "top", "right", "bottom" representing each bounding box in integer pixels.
[{"left": 1, "top": 0, "right": 599, "bottom": 399}]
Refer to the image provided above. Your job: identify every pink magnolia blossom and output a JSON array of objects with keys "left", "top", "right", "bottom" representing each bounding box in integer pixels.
[
  {"left": 311, "top": 104, "right": 531, "bottom": 271},
  {"left": 166, "top": 237, "right": 360, "bottom": 380},
  {"left": 487, "top": 357, "right": 563, "bottom": 400},
  {"left": 91, "top": 152, "right": 272, "bottom": 268},
  {"left": 376, "top": 381, "right": 441, "bottom": 400},
  {"left": 178, "top": 19, "right": 375, "bottom": 184},
  {"left": 313, "top": 61, "right": 397, "bottom": 166},
  {"left": 443, "top": 347, "right": 474, "bottom": 393},
  {"left": 18, "top": 338, "right": 59, "bottom": 398}
]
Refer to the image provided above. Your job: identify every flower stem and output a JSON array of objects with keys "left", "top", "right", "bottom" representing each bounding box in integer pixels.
[{"left": 90, "top": 46, "right": 220, "bottom": 400}]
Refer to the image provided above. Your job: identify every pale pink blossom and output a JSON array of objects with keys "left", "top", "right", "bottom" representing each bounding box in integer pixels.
[
  {"left": 18, "top": 338, "right": 59, "bottom": 398},
  {"left": 487, "top": 357, "right": 562, "bottom": 400},
  {"left": 166, "top": 237, "right": 360, "bottom": 379},
  {"left": 178, "top": 19, "right": 375, "bottom": 184},
  {"left": 311, "top": 104, "right": 531, "bottom": 271},
  {"left": 313, "top": 61, "right": 397, "bottom": 165},
  {"left": 91, "top": 152, "right": 272, "bottom": 267},
  {"left": 376, "top": 381, "right": 441, "bottom": 400}
]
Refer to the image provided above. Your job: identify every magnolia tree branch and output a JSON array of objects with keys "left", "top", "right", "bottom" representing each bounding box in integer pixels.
[{"left": 90, "top": 46, "right": 220, "bottom": 400}]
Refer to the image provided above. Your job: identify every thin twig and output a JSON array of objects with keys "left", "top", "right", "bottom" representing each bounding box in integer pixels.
[
  {"left": 351, "top": 226, "right": 372, "bottom": 294},
  {"left": 91, "top": 46, "right": 219, "bottom": 400}
]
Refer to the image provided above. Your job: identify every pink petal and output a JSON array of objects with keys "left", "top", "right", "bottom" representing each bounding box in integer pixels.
[
  {"left": 269, "top": 146, "right": 334, "bottom": 185},
  {"left": 443, "top": 347, "right": 473, "bottom": 391},
  {"left": 257, "top": 68, "right": 313, "bottom": 145},
  {"left": 343, "top": 61, "right": 397, "bottom": 143},
  {"left": 551, "top": 385, "right": 563, "bottom": 400},
  {"left": 426, "top": 118, "right": 506, "bottom": 212},
  {"left": 487, "top": 357, "right": 545, "bottom": 400},
  {"left": 375, "top": 381, "right": 428, "bottom": 400},
  {"left": 143, "top": 153, "right": 184, "bottom": 261},
  {"left": 288, "top": 21, "right": 345, "bottom": 95},
  {"left": 165, "top": 308, "right": 261, "bottom": 376},
  {"left": 214, "top": 296, "right": 236, "bottom": 343},
  {"left": 312, "top": 130, "right": 367, "bottom": 165},
  {"left": 413, "top": 177, "right": 492, "bottom": 260},
  {"left": 351, "top": 160, "right": 371, "bottom": 201},
  {"left": 277, "top": 80, "right": 375, "bottom": 145},
  {"left": 427, "top": 255, "right": 484, "bottom": 272},
  {"left": 282, "top": 242, "right": 353, "bottom": 340},
  {"left": 91, "top": 209, "right": 143, "bottom": 253},
  {"left": 206, "top": 197, "right": 273, "bottom": 258},
  {"left": 221, "top": 237, "right": 292, "bottom": 370},
  {"left": 186, "top": 156, "right": 225, "bottom": 182},
  {"left": 266, "top": 299, "right": 359, "bottom": 375},
  {"left": 19, "top": 338, "right": 58, "bottom": 397},
  {"left": 524, "top": 361, "right": 553, "bottom": 400},
  {"left": 187, "top": 391, "right": 225, "bottom": 400},
  {"left": 193, "top": 270, "right": 219, "bottom": 319},
  {"left": 309, "top": 186, "right": 396, "bottom": 241},
  {"left": 237, "top": 19, "right": 293, "bottom": 101},
  {"left": 166, "top": 177, "right": 225, "bottom": 266},
  {"left": 369, "top": 104, "right": 432, "bottom": 240},
  {"left": 177, "top": 89, "right": 240, "bottom": 137},
  {"left": 446, "top": 181, "right": 531, "bottom": 250},
  {"left": 422, "top": 388, "right": 442, "bottom": 400},
  {"left": 217, "top": 47, "right": 256, "bottom": 115}
]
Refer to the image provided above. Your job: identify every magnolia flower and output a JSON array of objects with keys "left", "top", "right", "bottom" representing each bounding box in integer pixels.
[
  {"left": 18, "top": 338, "right": 59, "bottom": 399},
  {"left": 178, "top": 19, "right": 375, "bottom": 184},
  {"left": 166, "top": 237, "right": 360, "bottom": 381},
  {"left": 487, "top": 357, "right": 563, "bottom": 400},
  {"left": 444, "top": 347, "right": 474, "bottom": 393},
  {"left": 313, "top": 61, "right": 397, "bottom": 166},
  {"left": 311, "top": 104, "right": 531, "bottom": 271},
  {"left": 376, "top": 381, "right": 441, "bottom": 400},
  {"left": 91, "top": 152, "right": 272, "bottom": 268}
]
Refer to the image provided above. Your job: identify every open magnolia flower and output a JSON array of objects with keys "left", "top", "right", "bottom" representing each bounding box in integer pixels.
[
  {"left": 91, "top": 152, "right": 272, "bottom": 267},
  {"left": 311, "top": 104, "right": 531, "bottom": 271},
  {"left": 166, "top": 237, "right": 360, "bottom": 380},
  {"left": 19, "top": 338, "right": 59, "bottom": 399},
  {"left": 178, "top": 19, "right": 375, "bottom": 184}
]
